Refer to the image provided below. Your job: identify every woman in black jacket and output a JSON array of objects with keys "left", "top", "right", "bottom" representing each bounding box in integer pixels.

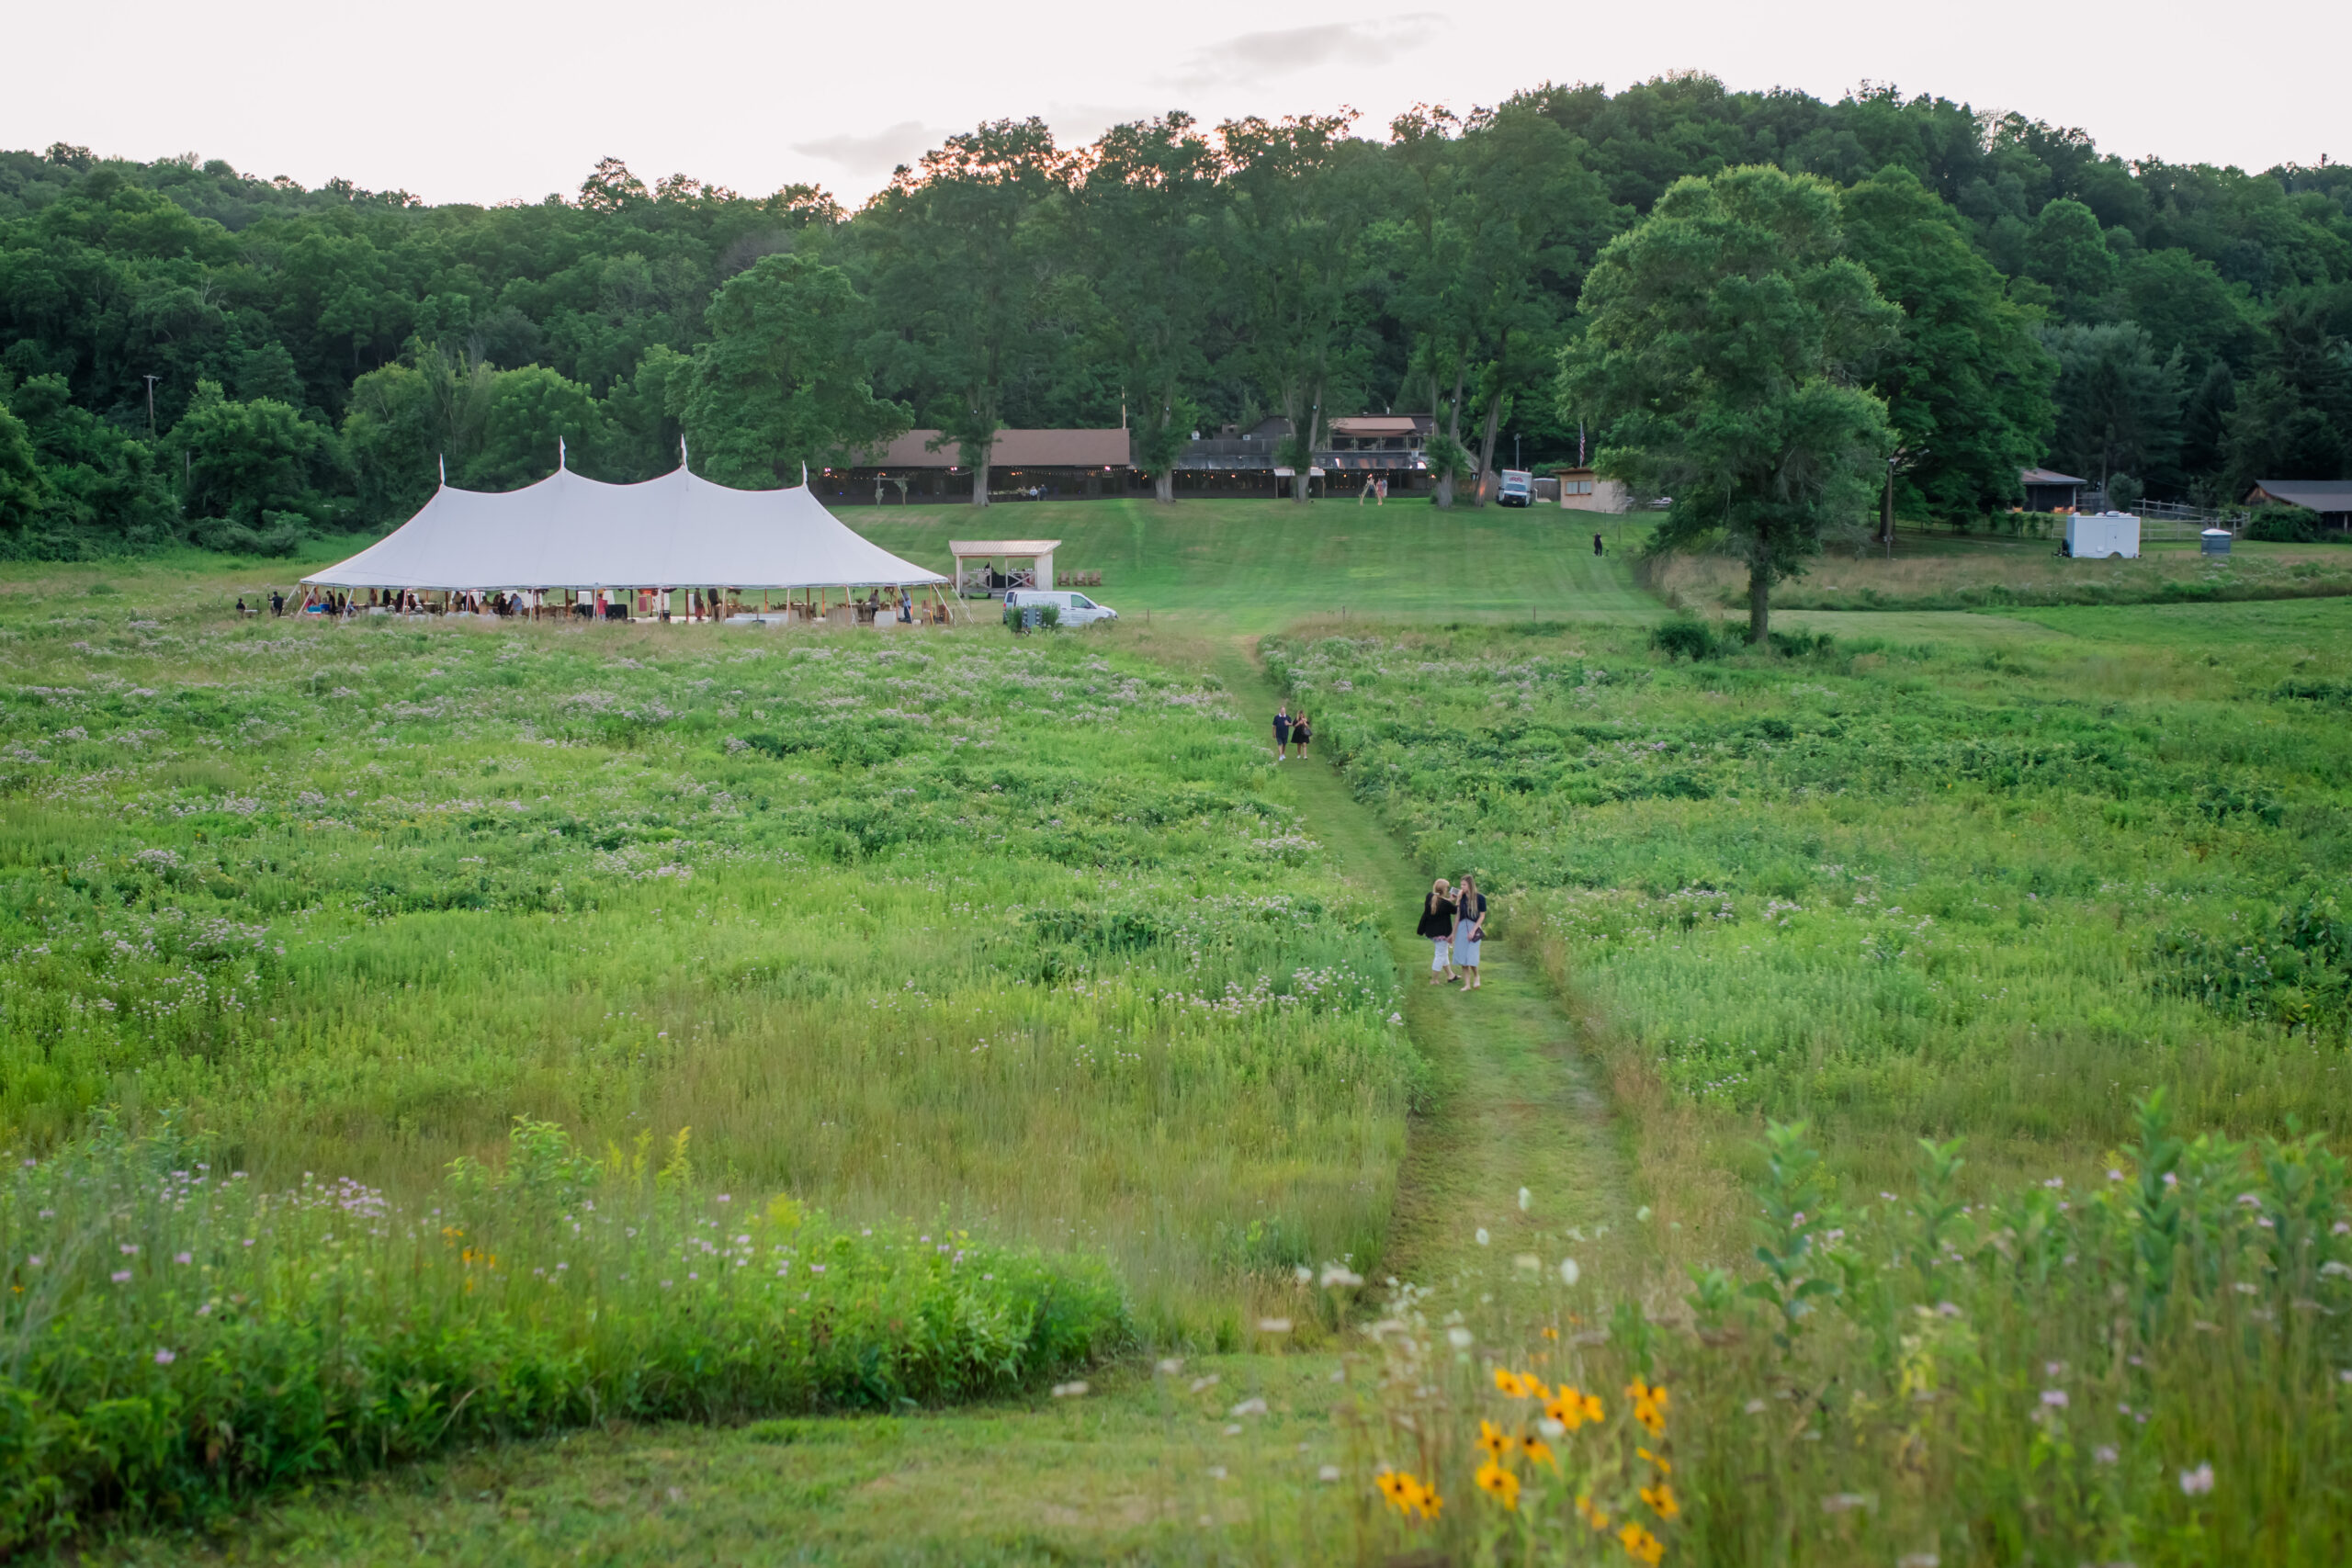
[{"left": 1417, "top": 879, "right": 1456, "bottom": 984}]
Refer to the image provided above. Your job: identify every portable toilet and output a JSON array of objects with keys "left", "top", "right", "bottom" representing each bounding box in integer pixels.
[
  {"left": 2064, "top": 511, "right": 2142, "bottom": 559},
  {"left": 2200, "top": 527, "right": 2233, "bottom": 556}
]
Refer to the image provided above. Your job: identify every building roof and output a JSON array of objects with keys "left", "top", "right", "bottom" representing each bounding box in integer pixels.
[
  {"left": 301, "top": 462, "right": 946, "bottom": 591},
  {"left": 2020, "top": 468, "right": 2086, "bottom": 486},
  {"left": 947, "top": 540, "right": 1061, "bottom": 557},
  {"left": 860, "top": 429, "right": 1133, "bottom": 468},
  {"left": 2247, "top": 479, "right": 2352, "bottom": 511},
  {"left": 1329, "top": 415, "right": 1428, "bottom": 437}
]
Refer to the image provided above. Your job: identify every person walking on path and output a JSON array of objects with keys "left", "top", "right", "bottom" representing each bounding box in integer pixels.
[
  {"left": 1272, "top": 704, "right": 1294, "bottom": 761},
  {"left": 1291, "top": 708, "right": 1313, "bottom": 758},
  {"left": 1418, "top": 879, "right": 1457, "bottom": 984},
  {"left": 1452, "top": 873, "right": 1487, "bottom": 990}
]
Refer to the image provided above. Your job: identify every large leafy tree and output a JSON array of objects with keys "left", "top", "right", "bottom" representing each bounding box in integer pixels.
[
  {"left": 2039, "top": 322, "right": 2186, "bottom": 494},
  {"left": 2225, "top": 296, "right": 2352, "bottom": 487},
  {"left": 169, "top": 378, "right": 340, "bottom": 550},
  {"left": 1563, "top": 164, "right": 1897, "bottom": 643},
  {"left": 864, "top": 119, "right": 1068, "bottom": 506},
  {"left": 1221, "top": 114, "right": 1376, "bottom": 504},
  {"left": 674, "top": 254, "right": 907, "bottom": 490},
  {"left": 462, "top": 366, "right": 607, "bottom": 491},
  {"left": 1451, "top": 100, "right": 1613, "bottom": 503},
  {"left": 1, "top": 373, "right": 177, "bottom": 545},
  {"left": 0, "top": 393, "right": 47, "bottom": 536},
  {"left": 1839, "top": 165, "right": 2053, "bottom": 523},
  {"left": 1382, "top": 107, "right": 1480, "bottom": 508},
  {"left": 342, "top": 344, "right": 498, "bottom": 521},
  {"left": 2023, "top": 198, "right": 2120, "bottom": 318},
  {"left": 1078, "top": 115, "right": 1223, "bottom": 503}
]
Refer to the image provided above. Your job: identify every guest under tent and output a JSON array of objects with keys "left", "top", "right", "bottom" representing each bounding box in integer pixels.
[{"left": 300, "top": 446, "right": 957, "bottom": 626}]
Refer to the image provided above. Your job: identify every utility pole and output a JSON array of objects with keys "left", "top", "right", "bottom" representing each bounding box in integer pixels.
[{"left": 142, "top": 374, "right": 160, "bottom": 439}]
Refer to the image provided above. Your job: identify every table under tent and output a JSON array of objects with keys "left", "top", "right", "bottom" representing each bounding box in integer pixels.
[{"left": 299, "top": 452, "right": 958, "bottom": 626}]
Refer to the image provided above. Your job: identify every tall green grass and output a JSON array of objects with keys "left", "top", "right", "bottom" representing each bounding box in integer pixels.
[
  {"left": 0, "top": 1114, "right": 1124, "bottom": 1551},
  {"left": 1329, "top": 1100, "right": 2352, "bottom": 1566},
  {"left": 1262, "top": 608, "right": 2352, "bottom": 1194},
  {"left": 0, "top": 602, "right": 1418, "bottom": 1336}
]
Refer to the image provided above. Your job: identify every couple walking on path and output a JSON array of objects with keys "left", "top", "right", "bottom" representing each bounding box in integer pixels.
[
  {"left": 1416, "top": 874, "right": 1487, "bottom": 990},
  {"left": 1272, "top": 704, "right": 1313, "bottom": 761}
]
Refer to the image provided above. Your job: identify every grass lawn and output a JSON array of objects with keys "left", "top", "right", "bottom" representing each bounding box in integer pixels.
[
  {"left": 1651, "top": 527, "right": 2352, "bottom": 614},
  {"left": 845, "top": 496, "right": 1657, "bottom": 629}
]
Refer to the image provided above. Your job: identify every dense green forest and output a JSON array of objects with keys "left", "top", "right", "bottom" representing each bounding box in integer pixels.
[{"left": 2, "top": 75, "right": 2349, "bottom": 555}]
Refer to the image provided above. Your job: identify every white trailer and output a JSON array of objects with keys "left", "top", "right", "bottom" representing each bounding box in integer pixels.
[{"left": 2064, "top": 512, "right": 2141, "bottom": 559}]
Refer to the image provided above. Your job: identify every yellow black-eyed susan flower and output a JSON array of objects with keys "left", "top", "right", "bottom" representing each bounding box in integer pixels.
[{"left": 1619, "top": 1520, "right": 1665, "bottom": 1564}]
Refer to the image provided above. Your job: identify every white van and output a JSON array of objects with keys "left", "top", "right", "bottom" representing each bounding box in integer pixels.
[
  {"left": 1497, "top": 469, "right": 1535, "bottom": 507},
  {"left": 1002, "top": 589, "right": 1119, "bottom": 626}
]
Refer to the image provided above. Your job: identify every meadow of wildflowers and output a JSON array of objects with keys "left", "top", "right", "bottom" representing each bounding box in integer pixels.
[
  {"left": 0, "top": 583, "right": 1422, "bottom": 1540},
  {"left": 0, "top": 1113, "right": 1123, "bottom": 1550},
  {"left": 0, "top": 595, "right": 1417, "bottom": 1325},
  {"left": 1333, "top": 1096, "right": 2352, "bottom": 1565},
  {"left": 1262, "top": 604, "right": 2352, "bottom": 1190},
  {"left": 1256, "top": 602, "right": 2352, "bottom": 1561}
]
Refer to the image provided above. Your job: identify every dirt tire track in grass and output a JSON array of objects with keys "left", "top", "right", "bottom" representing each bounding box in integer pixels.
[{"left": 1206, "top": 637, "right": 1634, "bottom": 1285}]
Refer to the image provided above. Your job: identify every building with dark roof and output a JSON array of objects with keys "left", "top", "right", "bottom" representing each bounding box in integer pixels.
[
  {"left": 1171, "top": 415, "right": 1438, "bottom": 496},
  {"left": 2020, "top": 468, "right": 2087, "bottom": 511},
  {"left": 827, "top": 429, "right": 1138, "bottom": 504},
  {"left": 2244, "top": 479, "right": 2352, "bottom": 529}
]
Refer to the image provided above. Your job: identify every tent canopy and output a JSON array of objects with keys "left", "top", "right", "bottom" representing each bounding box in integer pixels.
[{"left": 302, "top": 462, "right": 947, "bottom": 592}]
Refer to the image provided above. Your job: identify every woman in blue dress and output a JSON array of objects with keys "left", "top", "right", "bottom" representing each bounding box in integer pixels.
[{"left": 1451, "top": 873, "right": 1487, "bottom": 990}]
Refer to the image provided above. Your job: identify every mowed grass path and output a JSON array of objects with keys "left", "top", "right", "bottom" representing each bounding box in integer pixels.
[{"left": 1202, "top": 636, "right": 1634, "bottom": 1281}]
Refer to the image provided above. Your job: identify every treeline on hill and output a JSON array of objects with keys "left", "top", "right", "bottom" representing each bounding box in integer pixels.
[{"left": 2, "top": 75, "right": 2350, "bottom": 557}]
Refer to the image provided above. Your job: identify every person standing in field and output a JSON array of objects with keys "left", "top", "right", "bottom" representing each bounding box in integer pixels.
[
  {"left": 1376, "top": 477, "right": 1388, "bottom": 505},
  {"left": 1418, "top": 879, "right": 1457, "bottom": 984},
  {"left": 1359, "top": 474, "right": 1375, "bottom": 504},
  {"left": 1452, "top": 873, "right": 1487, "bottom": 991},
  {"left": 1292, "top": 708, "right": 1313, "bottom": 758},
  {"left": 1272, "top": 704, "right": 1294, "bottom": 761},
  {"left": 1593, "top": 533, "right": 1604, "bottom": 557}
]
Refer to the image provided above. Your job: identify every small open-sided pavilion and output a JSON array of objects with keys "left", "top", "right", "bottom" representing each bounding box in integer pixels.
[{"left": 948, "top": 539, "right": 1059, "bottom": 598}]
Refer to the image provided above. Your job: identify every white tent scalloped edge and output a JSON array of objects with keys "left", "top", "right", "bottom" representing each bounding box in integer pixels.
[{"left": 301, "top": 460, "right": 945, "bottom": 592}]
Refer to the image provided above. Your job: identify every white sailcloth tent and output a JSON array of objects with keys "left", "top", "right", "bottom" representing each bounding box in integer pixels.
[{"left": 301, "top": 456, "right": 945, "bottom": 592}]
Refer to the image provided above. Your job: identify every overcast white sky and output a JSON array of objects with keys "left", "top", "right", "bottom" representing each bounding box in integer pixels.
[{"left": 6, "top": 0, "right": 2337, "bottom": 207}]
